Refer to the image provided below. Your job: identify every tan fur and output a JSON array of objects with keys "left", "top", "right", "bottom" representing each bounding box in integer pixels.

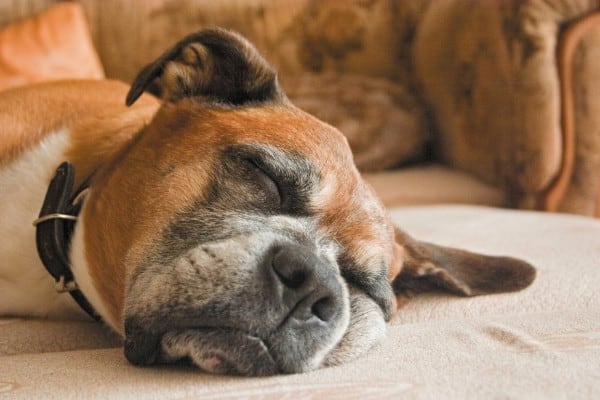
[{"left": 0, "top": 81, "right": 157, "bottom": 169}]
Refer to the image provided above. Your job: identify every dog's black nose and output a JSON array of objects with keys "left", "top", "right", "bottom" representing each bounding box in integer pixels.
[{"left": 269, "top": 244, "right": 342, "bottom": 322}]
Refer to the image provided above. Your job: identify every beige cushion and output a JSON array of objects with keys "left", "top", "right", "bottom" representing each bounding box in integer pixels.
[
  {"left": 2, "top": 206, "right": 598, "bottom": 398},
  {"left": 363, "top": 166, "right": 506, "bottom": 208}
]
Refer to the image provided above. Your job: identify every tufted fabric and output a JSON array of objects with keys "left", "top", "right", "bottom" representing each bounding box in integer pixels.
[{"left": 284, "top": 73, "right": 430, "bottom": 171}]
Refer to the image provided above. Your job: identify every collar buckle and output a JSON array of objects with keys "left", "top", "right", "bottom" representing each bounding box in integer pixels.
[
  {"left": 55, "top": 275, "right": 79, "bottom": 293},
  {"left": 34, "top": 162, "right": 100, "bottom": 321}
]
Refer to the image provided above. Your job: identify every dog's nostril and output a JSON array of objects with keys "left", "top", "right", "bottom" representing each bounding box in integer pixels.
[
  {"left": 271, "top": 248, "right": 312, "bottom": 289},
  {"left": 274, "top": 268, "right": 306, "bottom": 289},
  {"left": 311, "top": 296, "right": 336, "bottom": 322}
]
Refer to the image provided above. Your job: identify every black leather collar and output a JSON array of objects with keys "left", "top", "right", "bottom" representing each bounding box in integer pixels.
[{"left": 33, "top": 162, "right": 101, "bottom": 321}]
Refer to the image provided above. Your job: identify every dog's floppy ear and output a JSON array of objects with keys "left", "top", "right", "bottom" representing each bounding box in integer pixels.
[
  {"left": 126, "top": 28, "right": 285, "bottom": 106},
  {"left": 392, "top": 228, "right": 536, "bottom": 296}
]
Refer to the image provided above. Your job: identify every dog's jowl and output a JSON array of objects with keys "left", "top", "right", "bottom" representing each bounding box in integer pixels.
[{"left": 0, "top": 28, "right": 535, "bottom": 375}]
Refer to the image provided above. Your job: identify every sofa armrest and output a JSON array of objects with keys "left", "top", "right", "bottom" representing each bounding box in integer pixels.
[
  {"left": 538, "top": 11, "right": 600, "bottom": 216},
  {"left": 412, "top": 0, "right": 599, "bottom": 210}
]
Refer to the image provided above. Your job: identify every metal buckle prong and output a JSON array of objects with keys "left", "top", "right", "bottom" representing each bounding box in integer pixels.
[
  {"left": 55, "top": 275, "right": 79, "bottom": 293},
  {"left": 71, "top": 188, "right": 89, "bottom": 207}
]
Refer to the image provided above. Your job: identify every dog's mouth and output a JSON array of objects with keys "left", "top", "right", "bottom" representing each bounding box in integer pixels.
[
  {"left": 125, "top": 325, "right": 326, "bottom": 376},
  {"left": 160, "top": 328, "right": 278, "bottom": 375},
  {"left": 124, "top": 310, "right": 346, "bottom": 376},
  {"left": 124, "top": 325, "right": 278, "bottom": 375},
  {"left": 123, "top": 287, "right": 386, "bottom": 376}
]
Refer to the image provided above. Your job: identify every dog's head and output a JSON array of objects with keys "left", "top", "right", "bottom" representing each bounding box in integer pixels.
[{"left": 80, "top": 29, "right": 535, "bottom": 375}]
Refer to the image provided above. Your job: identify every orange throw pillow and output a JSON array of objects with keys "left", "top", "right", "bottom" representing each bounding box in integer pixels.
[{"left": 0, "top": 3, "right": 104, "bottom": 91}]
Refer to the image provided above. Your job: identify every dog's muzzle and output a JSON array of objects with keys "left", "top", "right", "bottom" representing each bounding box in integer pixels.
[{"left": 123, "top": 242, "right": 350, "bottom": 375}]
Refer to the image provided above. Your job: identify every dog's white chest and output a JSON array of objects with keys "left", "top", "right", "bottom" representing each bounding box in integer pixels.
[{"left": 0, "top": 130, "right": 83, "bottom": 318}]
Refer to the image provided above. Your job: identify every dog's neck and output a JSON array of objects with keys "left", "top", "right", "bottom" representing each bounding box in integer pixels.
[
  {"left": 64, "top": 114, "right": 160, "bottom": 333},
  {"left": 0, "top": 81, "right": 159, "bottom": 327},
  {"left": 0, "top": 130, "right": 85, "bottom": 319}
]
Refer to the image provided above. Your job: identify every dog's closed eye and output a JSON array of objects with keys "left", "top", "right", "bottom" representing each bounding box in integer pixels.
[
  {"left": 222, "top": 144, "right": 316, "bottom": 216},
  {"left": 243, "top": 158, "right": 282, "bottom": 208}
]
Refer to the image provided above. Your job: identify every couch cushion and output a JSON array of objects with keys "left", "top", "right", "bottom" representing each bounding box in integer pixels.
[
  {"left": 412, "top": 1, "right": 599, "bottom": 206},
  {"left": 284, "top": 73, "right": 430, "bottom": 172},
  {"left": 0, "top": 3, "right": 104, "bottom": 91},
  {"left": 1, "top": 206, "right": 598, "bottom": 398},
  {"left": 363, "top": 165, "right": 506, "bottom": 208}
]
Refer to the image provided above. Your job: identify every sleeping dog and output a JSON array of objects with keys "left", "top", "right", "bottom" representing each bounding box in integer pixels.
[{"left": 0, "top": 28, "right": 535, "bottom": 375}]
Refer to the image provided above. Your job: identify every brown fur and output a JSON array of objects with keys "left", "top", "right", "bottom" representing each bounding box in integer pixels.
[{"left": 0, "top": 80, "right": 153, "bottom": 167}]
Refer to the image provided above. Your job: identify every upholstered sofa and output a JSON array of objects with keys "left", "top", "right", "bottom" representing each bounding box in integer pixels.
[{"left": 1, "top": 1, "right": 599, "bottom": 398}]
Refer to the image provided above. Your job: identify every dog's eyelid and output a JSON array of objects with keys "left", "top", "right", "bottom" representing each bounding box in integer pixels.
[{"left": 245, "top": 159, "right": 283, "bottom": 206}]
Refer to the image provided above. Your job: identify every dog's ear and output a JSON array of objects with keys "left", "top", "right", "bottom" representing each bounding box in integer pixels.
[
  {"left": 126, "top": 28, "right": 285, "bottom": 107},
  {"left": 392, "top": 228, "right": 536, "bottom": 296}
]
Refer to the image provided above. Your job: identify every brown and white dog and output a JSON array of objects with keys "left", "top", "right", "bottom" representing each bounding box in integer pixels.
[{"left": 0, "top": 29, "right": 535, "bottom": 375}]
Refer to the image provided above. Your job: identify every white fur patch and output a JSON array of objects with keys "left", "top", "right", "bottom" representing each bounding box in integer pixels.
[
  {"left": 70, "top": 213, "right": 121, "bottom": 331},
  {"left": 0, "top": 131, "right": 86, "bottom": 319}
]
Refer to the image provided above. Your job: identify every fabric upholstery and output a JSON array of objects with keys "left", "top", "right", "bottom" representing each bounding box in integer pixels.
[
  {"left": 0, "top": 1, "right": 428, "bottom": 171},
  {"left": 0, "top": 2, "right": 104, "bottom": 91},
  {"left": 553, "top": 12, "right": 600, "bottom": 216},
  {"left": 1, "top": 206, "right": 599, "bottom": 399},
  {"left": 412, "top": 0, "right": 599, "bottom": 207},
  {"left": 71, "top": 0, "right": 430, "bottom": 172},
  {"left": 286, "top": 73, "right": 430, "bottom": 171}
]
